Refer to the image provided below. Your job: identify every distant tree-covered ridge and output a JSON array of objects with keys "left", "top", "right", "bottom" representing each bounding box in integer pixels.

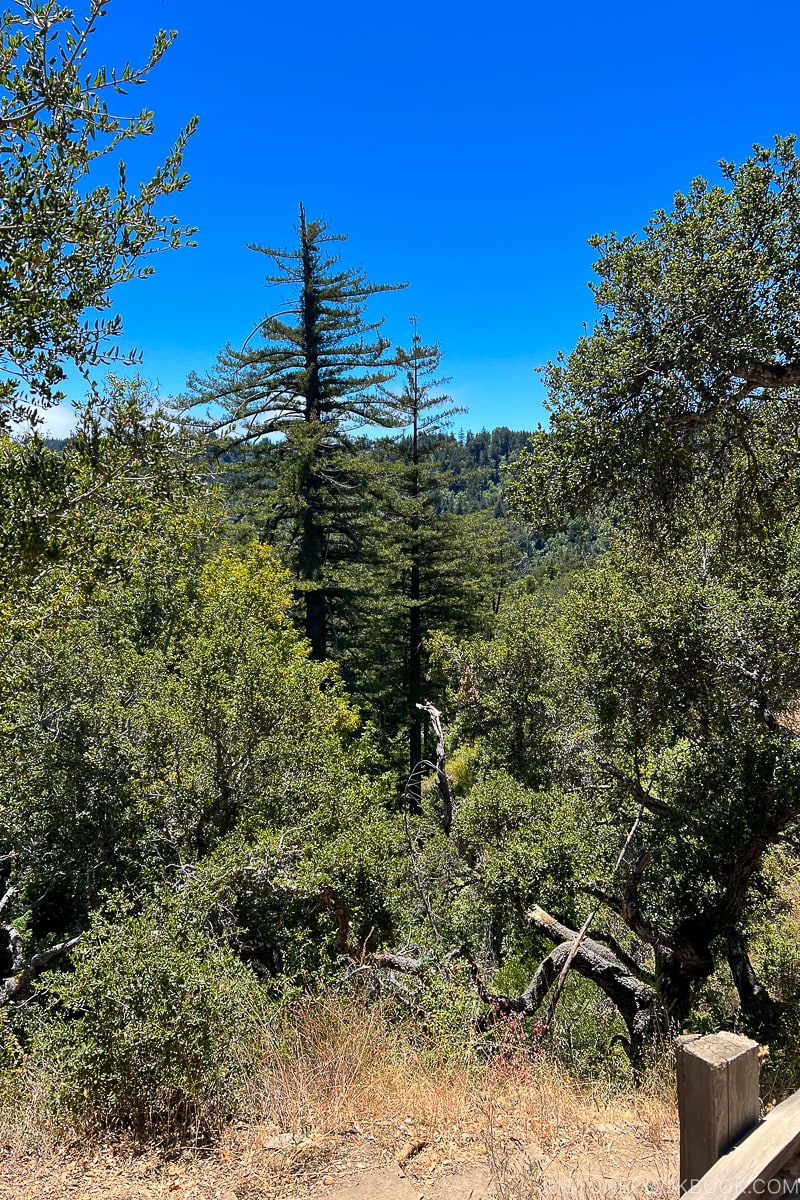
[
  {"left": 42, "top": 422, "right": 604, "bottom": 590},
  {"left": 42, "top": 423, "right": 534, "bottom": 513}
]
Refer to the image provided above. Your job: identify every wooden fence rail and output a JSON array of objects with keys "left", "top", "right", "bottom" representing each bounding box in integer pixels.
[{"left": 678, "top": 1031, "right": 800, "bottom": 1197}]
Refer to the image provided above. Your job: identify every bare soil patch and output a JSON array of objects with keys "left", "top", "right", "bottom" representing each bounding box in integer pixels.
[{"left": 0, "top": 1085, "right": 677, "bottom": 1199}]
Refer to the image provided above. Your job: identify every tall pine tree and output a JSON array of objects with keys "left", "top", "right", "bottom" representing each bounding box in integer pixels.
[
  {"left": 389, "top": 321, "right": 464, "bottom": 807},
  {"left": 344, "top": 322, "right": 508, "bottom": 807},
  {"left": 181, "top": 205, "right": 404, "bottom": 658}
]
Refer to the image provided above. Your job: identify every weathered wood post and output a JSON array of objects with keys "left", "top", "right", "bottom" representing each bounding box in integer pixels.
[{"left": 677, "top": 1031, "right": 761, "bottom": 1193}]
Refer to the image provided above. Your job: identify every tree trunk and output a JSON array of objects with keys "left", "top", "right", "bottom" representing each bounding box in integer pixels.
[
  {"left": 298, "top": 459, "right": 328, "bottom": 660},
  {"left": 488, "top": 906, "right": 665, "bottom": 1075},
  {"left": 1, "top": 888, "right": 80, "bottom": 1006},
  {"left": 417, "top": 700, "right": 455, "bottom": 834},
  {"left": 408, "top": 558, "right": 422, "bottom": 812},
  {"left": 305, "top": 584, "right": 327, "bottom": 661},
  {"left": 726, "top": 928, "right": 775, "bottom": 1039},
  {"left": 298, "top": 202, "right": 328, "bottom": 661},
  {"left": 407, "top": 395, "right": 423, "bottom": 813},
  {"left": 653, "top": 947, "right": 697, "bottom": 1028}
]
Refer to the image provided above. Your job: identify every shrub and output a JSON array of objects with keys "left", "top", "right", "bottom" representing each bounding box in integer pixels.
[{"left": 30, "top": 890, "right": 267, "bottom": 1142}]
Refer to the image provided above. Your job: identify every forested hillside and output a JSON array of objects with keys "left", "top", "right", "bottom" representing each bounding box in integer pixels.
[{"left": 3, "top": 2, "right": 800, "bottom": 1170}]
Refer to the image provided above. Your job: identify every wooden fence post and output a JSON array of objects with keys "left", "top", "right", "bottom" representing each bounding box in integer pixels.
[{"left": 677, "top": 1031, "right": 761, "bottom": 1193}]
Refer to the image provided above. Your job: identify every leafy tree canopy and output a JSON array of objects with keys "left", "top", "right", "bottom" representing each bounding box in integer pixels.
[
  {"left": 437, "top": 139, "right": 800, "bottom": 1049},
  {"left": 0, "top": 0, "right": 196, "bottom": 428},
  {"left": 0, "top": 390, "right": 401, "bottom": 988},
  {"left": 510, "top": 136, "right": 800, "bottom": 542},
  {"left": 438, "top": 526, "right": 800, "bottom": 1036}
]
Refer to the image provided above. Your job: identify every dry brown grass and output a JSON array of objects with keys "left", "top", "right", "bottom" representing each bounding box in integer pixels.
[
  {"left": 0, "top": 995, "right": 679, "bottom": 1199},
  {"left": 237, "top": 995, "right": 678, "bottom": 1196}
]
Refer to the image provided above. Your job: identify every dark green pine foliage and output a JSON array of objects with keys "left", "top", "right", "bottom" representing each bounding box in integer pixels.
[
  {"left": 344, "top": 323, "right": 510, "bottom": 807},
  {"left": 436, "top": 427, "right": 535, "bottom": 515},
  {"left": 390, "top": 322, "right": 465, "bottom": 809},
  {"left": 181, "top": 204, "right": 405, "bottom": 659}
]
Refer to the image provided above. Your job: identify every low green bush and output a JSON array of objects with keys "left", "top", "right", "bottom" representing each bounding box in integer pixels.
[{"left": 30, "top": 889, "right": 267, "bottom": 1142}]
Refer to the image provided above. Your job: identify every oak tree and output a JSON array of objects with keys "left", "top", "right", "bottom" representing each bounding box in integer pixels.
[
  {"left": 0, "top": 0, "right": 196, "bottom": 428},
  {"left": 455, "top": 138, "right": 800, "bottom": 1054},
  {"left": 511, "top": 136, "right": 800, "bottom": 543}
]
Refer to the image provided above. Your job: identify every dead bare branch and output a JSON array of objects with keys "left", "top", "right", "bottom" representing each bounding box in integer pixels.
[
  {"left": 416, "top": 700, "right": 455, "bottom": 835},
  {"left": 1, "top": 927, "right": 81, "bottom": 1007}
]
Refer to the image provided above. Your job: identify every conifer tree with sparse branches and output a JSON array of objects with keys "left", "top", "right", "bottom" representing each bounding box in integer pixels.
[
  {"left": 387, "top": 320, "right": 465, "bottom": 807},
  {"left": 342, "top": 321, "right": 507, "bottom": 807},
  {"left": 181, "top": 204, "right": 405, "bottom": 659}
]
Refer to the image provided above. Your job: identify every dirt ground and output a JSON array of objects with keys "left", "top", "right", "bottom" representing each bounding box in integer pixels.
[{"left": 0, "top": 1107, "right": 678, "bottom": 1199}]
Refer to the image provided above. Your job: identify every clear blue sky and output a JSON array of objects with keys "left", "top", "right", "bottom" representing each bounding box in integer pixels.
[{"left": 46, "top": 0, "right": 800, "bottom": 435}]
